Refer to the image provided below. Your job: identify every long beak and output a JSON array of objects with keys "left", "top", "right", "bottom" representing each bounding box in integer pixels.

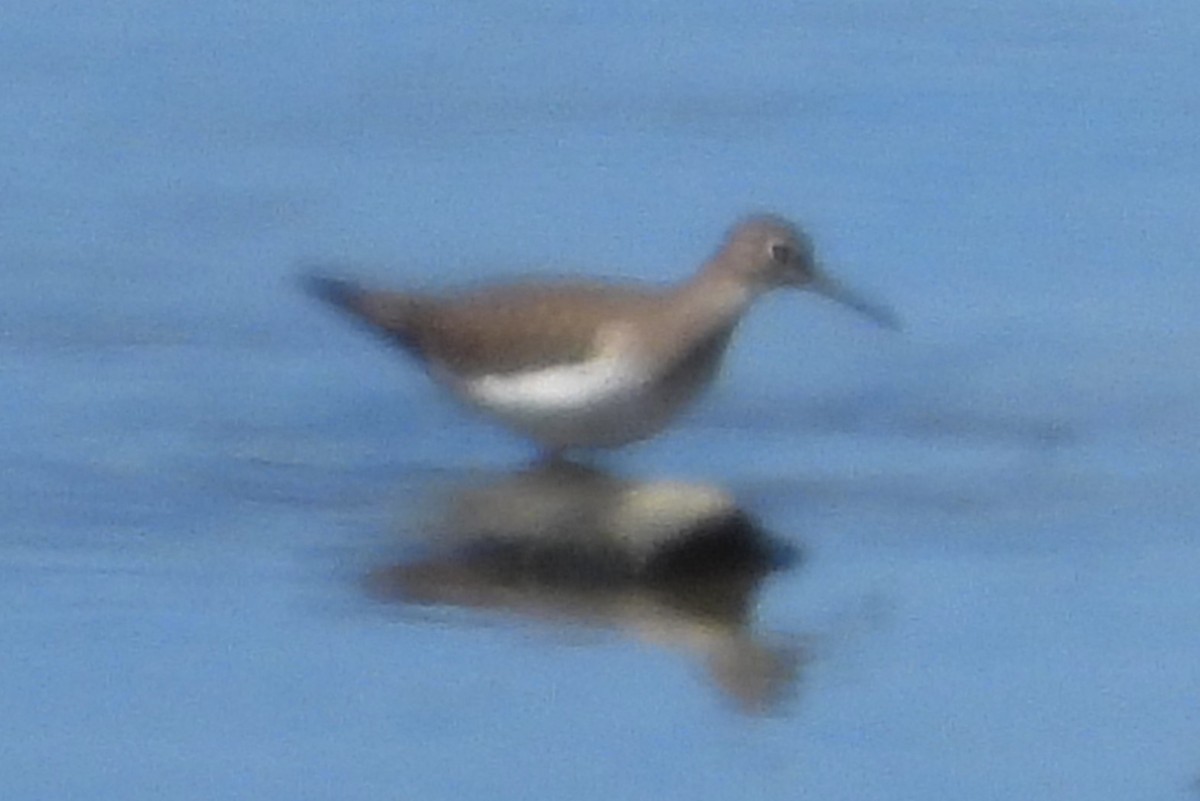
[{"left": 810, "top": 270, "right": 901, "bottom": 330}]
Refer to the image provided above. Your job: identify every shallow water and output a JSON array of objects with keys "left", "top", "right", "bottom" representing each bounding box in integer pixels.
[{"left": 3, "top": 2, "right": 1199, "bottom": 799}]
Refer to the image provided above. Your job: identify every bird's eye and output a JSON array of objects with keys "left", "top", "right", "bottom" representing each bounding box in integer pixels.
[{"left": 770, "top": 243, "right": 792, "bottom": 263}]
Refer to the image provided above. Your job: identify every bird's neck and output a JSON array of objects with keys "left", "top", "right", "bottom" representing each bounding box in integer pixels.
[
  {"left": 671, "top": 264, "right": 758, "bottom": 326},
  {"left": 630, "top": 267, "right": 756, "bottom": 364}
]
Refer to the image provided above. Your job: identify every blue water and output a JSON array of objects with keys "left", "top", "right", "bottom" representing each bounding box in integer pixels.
[{"left": 3, "top": 2, "right": 1199, "bottom": 798}]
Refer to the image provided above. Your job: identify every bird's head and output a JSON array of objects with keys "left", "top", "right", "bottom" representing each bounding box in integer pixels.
[{"left": 715, "top": 214, "right": 899, "bottom": 329}]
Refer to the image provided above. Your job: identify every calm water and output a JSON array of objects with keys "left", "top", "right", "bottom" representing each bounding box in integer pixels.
[{"left": 3, "top": 2, "right": 1199, "bottom": 799}]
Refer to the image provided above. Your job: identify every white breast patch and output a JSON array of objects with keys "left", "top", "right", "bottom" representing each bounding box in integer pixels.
[
  {"left": 466, "top": 353, "right": 641, "bottom": 412},
  {"left": 441, "top": 322, "right": 678, "bottom": 447}
]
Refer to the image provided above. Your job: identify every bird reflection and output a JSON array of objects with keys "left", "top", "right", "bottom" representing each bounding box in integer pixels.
[{"left": 367, "top": 461, "right": 804, "bottom": 714}]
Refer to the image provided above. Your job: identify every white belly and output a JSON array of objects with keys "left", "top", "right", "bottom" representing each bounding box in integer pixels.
[{"left": 446, "top": 355, "right": 695, "bottom": 449}]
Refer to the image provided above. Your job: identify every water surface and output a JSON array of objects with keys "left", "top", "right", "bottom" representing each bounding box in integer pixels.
[{"left": 3, "top": 2, "right": 1199, "bottom": 799}]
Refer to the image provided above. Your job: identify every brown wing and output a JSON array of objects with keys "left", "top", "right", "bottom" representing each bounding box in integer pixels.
[
  {"left": 307, "top": 276, "right": 664, "bottom": 376},
  {"left": 410, "top": 283, "right": 667, "bottom": 375}
]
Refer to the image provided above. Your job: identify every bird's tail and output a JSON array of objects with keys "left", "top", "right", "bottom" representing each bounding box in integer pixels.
[
  {"left": 302, "top": 273, "right": 423, "bottom": 349},
  {"left": 303, "top": 275, "right": 369, "bottom": 315}
]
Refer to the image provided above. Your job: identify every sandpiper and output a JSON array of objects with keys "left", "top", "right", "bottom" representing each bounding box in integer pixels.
[{"left": 306, "top": 214, "right": 896, "bottom": 451}]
